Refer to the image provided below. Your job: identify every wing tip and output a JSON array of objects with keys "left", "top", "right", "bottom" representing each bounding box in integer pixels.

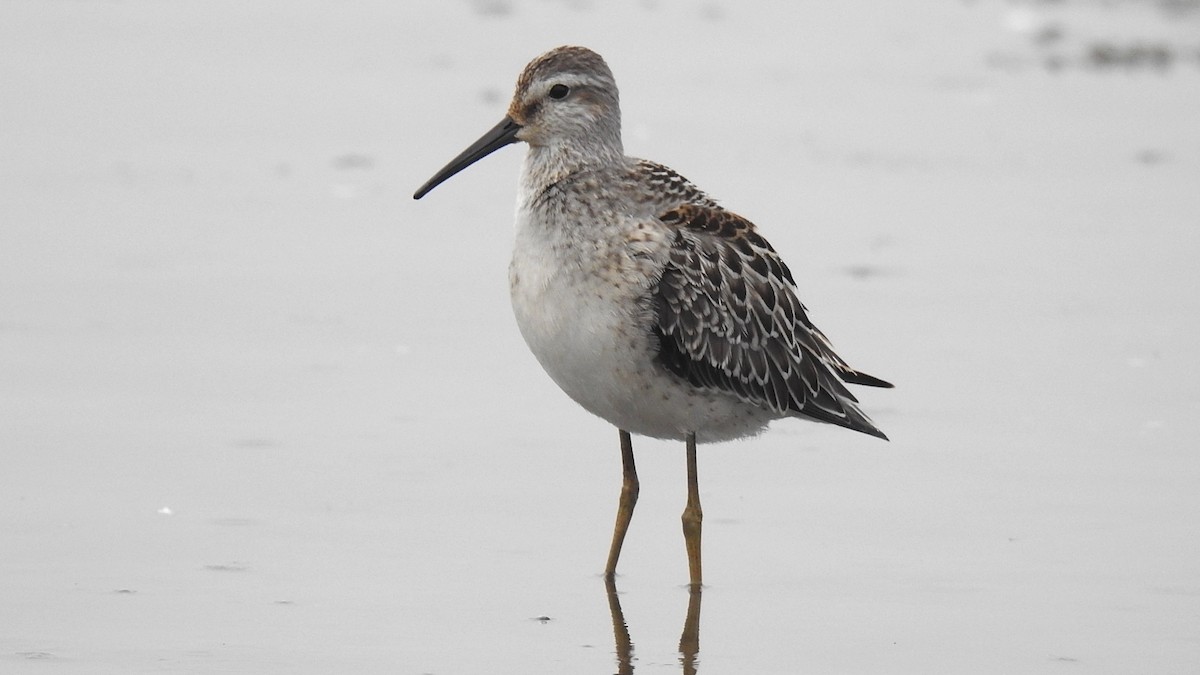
[
  {"left": 842, "top": 407, "right": 890, "bottom": 441},
  {"left": 860, "top": 424, "right": 890, "bottom": 442}
]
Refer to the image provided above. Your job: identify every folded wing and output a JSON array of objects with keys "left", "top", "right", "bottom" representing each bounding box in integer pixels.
[{"left": 652, "top": 204, "right": 891, "bottom": 440}]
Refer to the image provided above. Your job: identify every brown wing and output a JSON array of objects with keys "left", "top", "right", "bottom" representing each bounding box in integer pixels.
[{"left": 652, "top": 204, "right": 891, "bottom": 439}]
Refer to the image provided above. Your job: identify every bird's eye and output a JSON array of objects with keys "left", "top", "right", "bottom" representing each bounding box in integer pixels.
[{"left": 548, "top": 83, "right": 570, "bottom": 100}]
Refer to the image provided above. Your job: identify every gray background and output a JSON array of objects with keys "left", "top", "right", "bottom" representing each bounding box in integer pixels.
[{"left": 3, "top": 1, "right": 1198, "bottom": 673}]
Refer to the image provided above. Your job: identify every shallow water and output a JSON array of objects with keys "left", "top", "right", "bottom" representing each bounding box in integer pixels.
[{"left": 2, "top": 1, "right": 1199, "bottom": 673}]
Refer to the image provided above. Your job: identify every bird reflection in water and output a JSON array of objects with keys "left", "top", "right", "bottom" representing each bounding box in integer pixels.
[{"left": 605, "top": 578, "right": 702, "bottom": 674}]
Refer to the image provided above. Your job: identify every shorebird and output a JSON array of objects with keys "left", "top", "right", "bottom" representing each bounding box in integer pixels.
[{"left": 414, "top": 46, "right": 891, "bottom": 587}]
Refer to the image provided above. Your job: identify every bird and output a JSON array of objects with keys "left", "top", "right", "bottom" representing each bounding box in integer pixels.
[{"left": 413, "top": 46, "right": 891, "bottom": 588}]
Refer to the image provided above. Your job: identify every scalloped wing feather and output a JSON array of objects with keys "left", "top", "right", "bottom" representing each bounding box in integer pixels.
[{"left": 653, "top": 204, "right": 890, "bottom": 439}]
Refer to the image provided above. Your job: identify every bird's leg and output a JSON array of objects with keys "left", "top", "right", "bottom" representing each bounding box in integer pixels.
[
  {"left": 605, "top": 429, "right": 639, "bottom": 579},
  {"left": 681, "top": 431, "right": 703, "bottom": 588}
]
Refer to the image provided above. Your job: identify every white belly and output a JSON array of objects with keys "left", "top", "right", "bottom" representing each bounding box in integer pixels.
[{"left": 507, "top": 212, "right": 774, "bottom": 442}]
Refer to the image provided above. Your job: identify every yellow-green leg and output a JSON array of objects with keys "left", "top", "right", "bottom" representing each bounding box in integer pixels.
[
  {"left": 605, "top": 429, "right": 639, "bottom": 579},
  {"left": 681, "top": 432, "right": 703, "bottom": 588}
]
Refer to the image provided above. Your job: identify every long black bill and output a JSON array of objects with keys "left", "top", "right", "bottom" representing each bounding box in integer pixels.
[{"left": 413, "top": 116, "right": 522, "bottom": 200}]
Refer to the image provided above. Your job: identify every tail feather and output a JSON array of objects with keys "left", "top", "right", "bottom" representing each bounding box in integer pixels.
[{"left": 841, "top": 370, "right": 893, "bottom": 389}]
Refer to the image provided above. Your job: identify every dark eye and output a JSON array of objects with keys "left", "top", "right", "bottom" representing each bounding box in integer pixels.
[{"left": 548, "top": 83, "right": 570, "bottom": 100}]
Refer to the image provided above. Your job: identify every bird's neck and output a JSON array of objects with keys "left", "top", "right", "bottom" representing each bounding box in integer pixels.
[{"left": 520, "top": 138, "right": 625, "bottom": 198}]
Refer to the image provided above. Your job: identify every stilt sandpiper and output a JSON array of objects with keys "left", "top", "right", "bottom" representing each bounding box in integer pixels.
[{"left": 414, "top": 46, "right": 891, "bottom": 587}]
